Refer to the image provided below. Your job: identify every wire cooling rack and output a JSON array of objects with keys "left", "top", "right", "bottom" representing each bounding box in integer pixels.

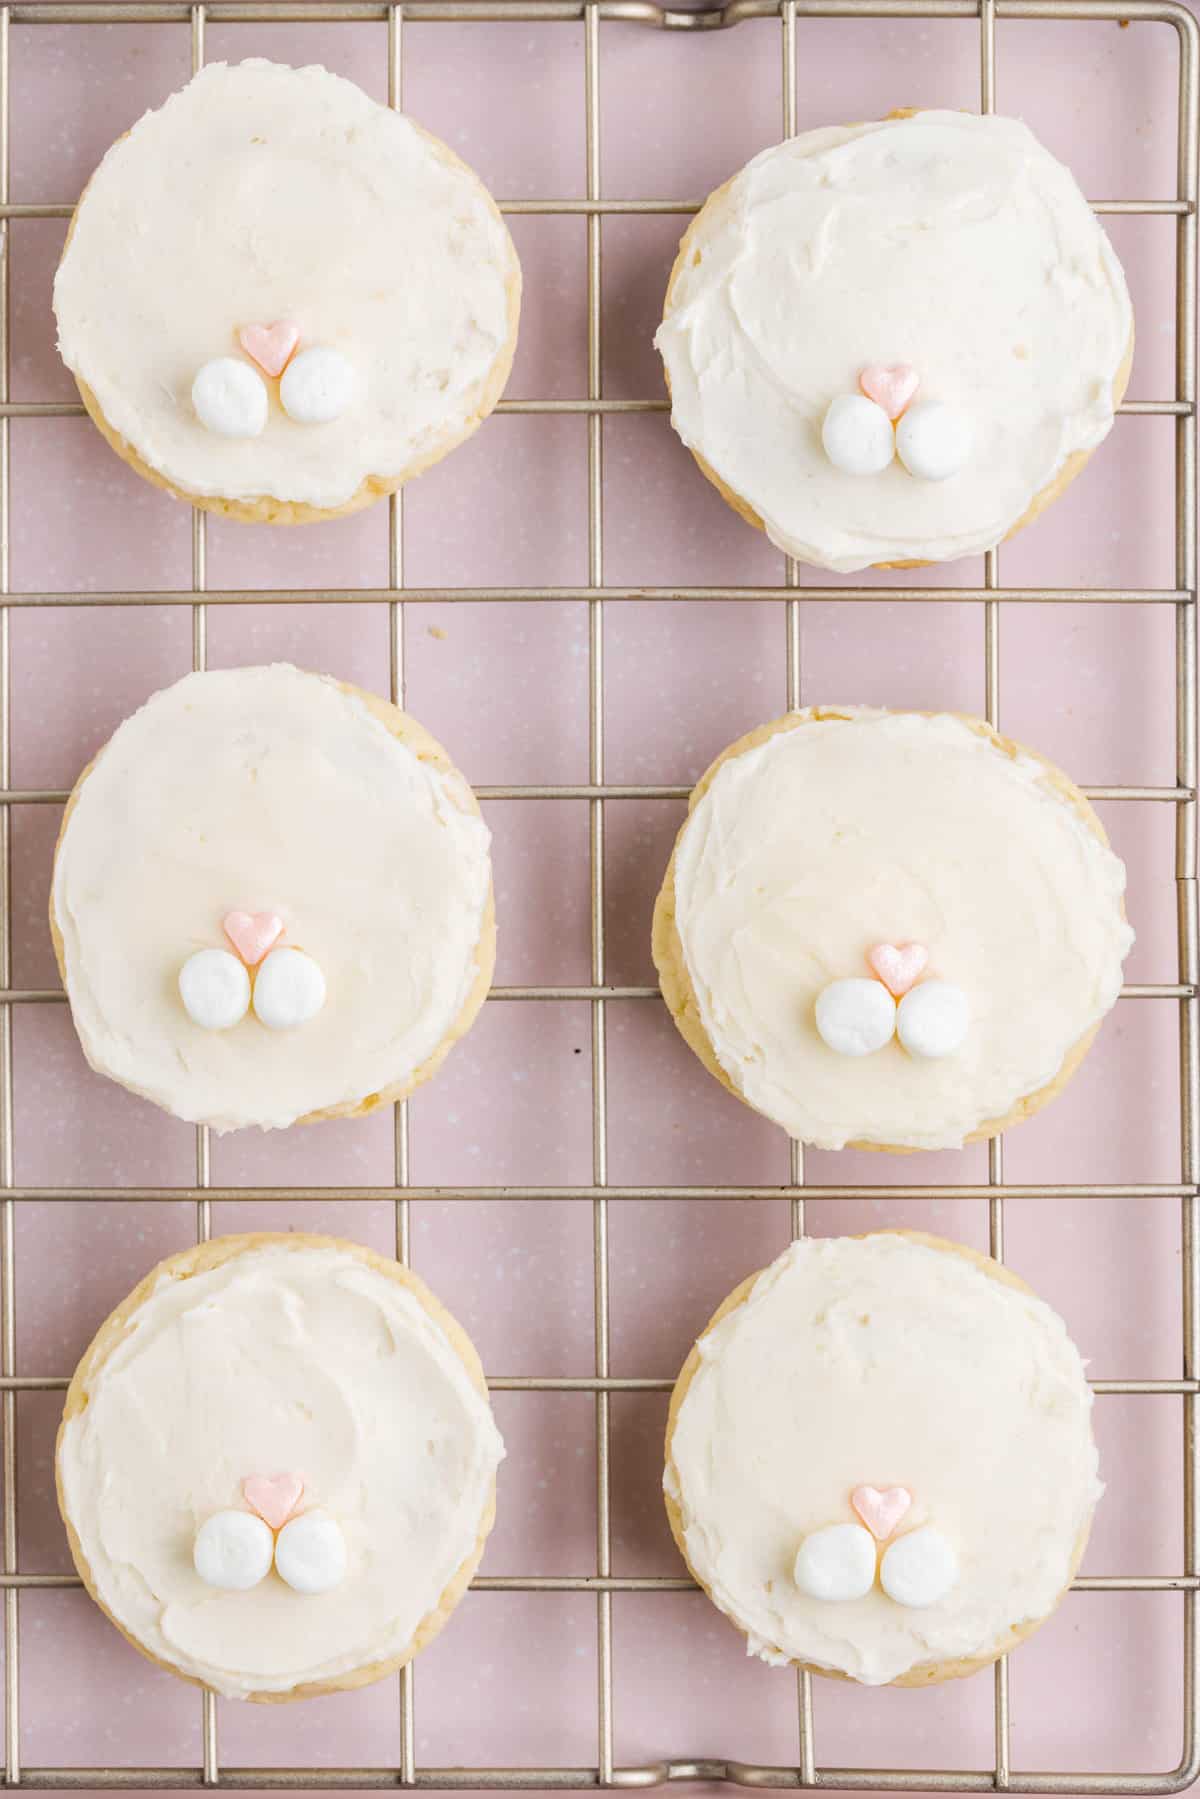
[{"left": 0, "top": 0, "right": 1194, "bottom": 1790}]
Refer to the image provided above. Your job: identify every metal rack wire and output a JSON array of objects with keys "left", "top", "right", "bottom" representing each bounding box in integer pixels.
[{"left": 0, "top": 0, "right": 1194, "bottom": 1789}]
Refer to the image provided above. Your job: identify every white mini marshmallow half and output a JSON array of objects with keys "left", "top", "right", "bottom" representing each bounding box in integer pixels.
[
  {"left": 896, "top": 980, "right": 969, "bottom": 1059},
  {"left": 192, "top": 357, "right": 268, "bottom": 438},
  {"left": 279, "top": 348, "right": 355, "bottom": 425},
  {"left": 879, "top": 1527, "right": 959, "bottom": 1609},
  {"left": 895, "top": 402, "right": 973, "bottom": 482},
  {"left": 193, "top": 1509, "right": 275, "bottom": 1591},
  {"left": 252, "top": 947, "right": 326, "bottom": 1031},
  {"left": 179, "top": 948, "right": 251, "bottom": 1031},
  {"left": 821, "top": 394, "right": 895, "bottom": 476},
  {"left": 815, "top": 978, "right": 897, "bottom": 1057},
  {"left": 274, "top": 1512, "right": 348, "bottom": 1595},
  {"left": 794, "top": 1522, "right": 877, "bottom": 1603}
]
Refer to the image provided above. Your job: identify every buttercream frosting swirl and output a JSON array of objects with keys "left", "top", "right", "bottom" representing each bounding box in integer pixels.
[
  {"left": 51, "top": 664, "right": 492, "bottom": 1132},
  {"left": 665, "top": 1234, "right": 1101, "bottom": 1685},
  {"left": 665, "top": 709, "right": 1133, "bottom": 1150},
  {"left": 655, "top": 112, "right": 1132, "bottom": 571},
  {"left": 53, "top": 60, "right": 519, "bottom": 510},
  {"left": 58, "top": 1241, "right": 505, "bottom": 1698}
]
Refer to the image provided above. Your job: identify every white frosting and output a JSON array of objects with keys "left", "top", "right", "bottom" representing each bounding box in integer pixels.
[
  {"left": 669, "top": 709, "right": 1134, "bottom": 1150},
  {"left": 655, "top": 112, "right": 1132, "bottom": 572},
  {"left": 178, "top": 949, "right": 250, "bottom": 1032},
  {"left": 52, "top": 665, "right": 491, "bottom": 1132},
  {"left": 193, "top": 1510, "right": 274, "bottom": 1591},
  {"left": 252, "top": 948, "right": 327, "bottom": 1033},
  {"left": 59, "top": 1243, "right": 505, "bottom": 1698},
  {"left": 666, "top": 1234, "right": 1102, "bottom": 1684},
  {"left": 53, "top": 61, "right": 518, "bottom": 510}
]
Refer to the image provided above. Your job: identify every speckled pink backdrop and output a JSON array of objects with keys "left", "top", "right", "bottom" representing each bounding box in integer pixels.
[{"left": 2, "top": 3, "right": 1194, "bottom": 1793}]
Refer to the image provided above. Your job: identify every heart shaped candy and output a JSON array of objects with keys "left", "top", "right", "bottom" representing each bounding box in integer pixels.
[
  {"left": 223, "top": 910, "right": 284, "bottom": 968},
  {"left": 242, "top": 1472, "right": 305, "bottom": 1531},
  {"left": 851, "top": 1483, "right": 912, "bottom": 1541},
  {"left": 859, "top": 363, "right": 920, "bottom": 421},
  {"left": 237, "top": 320, "right": 301, "bottom": 379},
  {"left": 866, "top": 941, "right": 929, "bottom": 998}
]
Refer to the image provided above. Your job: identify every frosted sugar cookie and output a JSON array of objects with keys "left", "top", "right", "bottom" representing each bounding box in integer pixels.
[
  {"left": 652, "top": 708, "right": 1133, "bottom": 1151},
  {"left": 57, "top": 1233, "right": 505, "bottom": 1701},
  {"left": 655, "top": 111, "right": 1133, "bottom": 572},
  {"left": 53, "top": 60, "right": 521, "bottom": 523},
  {"left": 665, "top": 1231, "right": 1101, "bottom": 1686},
  {"left": 50, "top": 664, "right": 494, "bottom": 1132}
]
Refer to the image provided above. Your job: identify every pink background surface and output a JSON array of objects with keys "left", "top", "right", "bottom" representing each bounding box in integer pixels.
[{"left": 3, "top": 4, "right": 1195, "bottom": 1793}]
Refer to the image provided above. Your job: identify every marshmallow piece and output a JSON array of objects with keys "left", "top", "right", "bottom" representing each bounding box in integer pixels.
[
  {"left": 896, "top": 402, "right": 973, "bottom": 481},
  {"left": 192, "top": 357, "right": 268, "bottom": 438},
  {"left": 821, "top": 394, "right": 895, "bottom": 476},
  {"left": 252, "top": 947, "right": 326, "bottom": 1031},
  {"left": 794, "top": 1522, "right": 877, "bottom": 1603},
  {"left": 274, "top": 1512, "right": 348, "bottom": 1595},
  {"left": 815, "top": 978, "right": 897, "bottom": 1057},
  {"left": 179, "top": 948, "right": 251, "bottom": 1031},
  {"left": 879, "top": 1527, "right": 959, "bottom": 1609},
  {"left": 896, "top": 980, "right": 969, "bottom": 1059},
  {"left": 193, "top": 1509, "right": 274, "bottom": 1591},
  {"left": 279, "top": 347, "right": 355, "bottom": 425}
]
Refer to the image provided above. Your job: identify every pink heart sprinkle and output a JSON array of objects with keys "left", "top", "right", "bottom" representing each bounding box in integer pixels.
[
  {"left": 867, "top": 941, "right": 929, "bottom": 998},
  {"left": 243, "top": 1472, "right": 305, "bottom": 1531},
  {"left": 859, "top": 363, "right": 920, "bottom": 421},
  {"left": 223, "top": 910, "right": 284, "bottom": 968},
  {"left": 851, "top": 1484, "right": 912, "bottom": 1541},
  {"left": 237, "top": 320, "right": 301, "bottom": 379}
]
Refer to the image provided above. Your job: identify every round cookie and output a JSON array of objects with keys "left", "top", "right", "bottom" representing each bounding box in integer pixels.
[
  {"left": 655, "top": 111, "right": 1133, "bottom": 572},
  {"left": 652, "top": 707, "right": 1134, "bottom": 1152},
  {"left": 56, "top": 1233, "right": 505, "bottom": 1701},
  {"left": 53, "top": 60, "right": 521, "bottom": 523},
  {"left": 50, "top": 664, "right": 495, "bottom": 1132},
  {"left": 664, "top": 1231, "right": 1101, "bottom": 1686}
]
